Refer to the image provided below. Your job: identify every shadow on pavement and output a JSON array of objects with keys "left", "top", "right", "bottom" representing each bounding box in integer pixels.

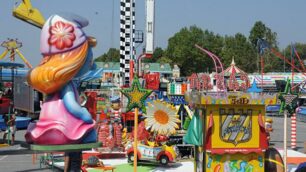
[{"left": 15, "top": 168, "right": 61, "bottom": 172}]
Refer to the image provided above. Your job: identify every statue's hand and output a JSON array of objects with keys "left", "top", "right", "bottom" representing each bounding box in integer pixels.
[
  {"left": 61, "top": 83, "right": 94, "bottom": 124},
  {"left": 81, "top": 107, "right": 93, "bottom": 124}
]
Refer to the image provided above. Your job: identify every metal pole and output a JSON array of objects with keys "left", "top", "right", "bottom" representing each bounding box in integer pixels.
[
  {"left": 137, "top": 53, "right": 146, "bottom": 77},
  {"left": 291, "top": 113, "right": 297, "bottom": 150},
  {"left": 64, "top": 152, "right": 82, "bottom": 172},
  {"left": 133, "top": 107, "right": 139, "bottom": 172},
  {"left": 261, "top": 56, "right": 264, "bottom": 90},
  {"left": 194, "top": 145, "right": 198, "bottom": 172},
  {"left": 257, "top": 53, "right": 259, "bottom": 73},
  {"left": 283, "top": 50, "right": 286, "bottom": 72},
  {"left": 180, "top": 105, "right": 183, "bottom": 129},
  {"left": 284, "top": 111, "right": 287, "bottom": 171},
  {"left": 7, "top": 106, "right": 11, "bottom": 145},
  {"left": 291, "top": 47, "right": 294, "bottom": 89}
]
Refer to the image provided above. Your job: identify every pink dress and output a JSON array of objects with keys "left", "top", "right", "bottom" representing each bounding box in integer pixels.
[{"left": 25, "top": 94, "right": 95, "bottom": 145}]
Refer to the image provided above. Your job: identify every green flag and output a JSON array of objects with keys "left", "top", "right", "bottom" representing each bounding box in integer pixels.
[
  {"left": 183, "top": 116, "right": 191, "bottom": 130},
  {"left": 183, "top": 110, "right": 203, "bottom": 145}
]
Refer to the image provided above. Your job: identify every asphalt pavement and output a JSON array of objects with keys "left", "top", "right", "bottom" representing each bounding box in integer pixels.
[
  {"left": 0, "top": 116, "right": 305, "bottom": 172},
  {"left": 269, "top": 115, "right": 306, "bottom": 152},
  {"left": 0, "top": 129, "right": 58, "bottom": 172}
]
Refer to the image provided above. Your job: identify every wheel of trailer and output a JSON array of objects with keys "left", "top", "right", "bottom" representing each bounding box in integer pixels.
[
  {"left": 128, "top": 152, "right": 134, "bottom": 163},
  {"left": 159, "top": 155, "right": 169, "bottom": 166}
]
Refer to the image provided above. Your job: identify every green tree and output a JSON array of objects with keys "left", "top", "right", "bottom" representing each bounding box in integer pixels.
[
  {"left": 221, "top": 33, "right": 257, "bottom": 73},
  {"left": 249, "top": 21, "right": 282, "bottom": 72},
  {"left": 283, "top": 43, "right": 306, "bottom": 72},
  {"left": 166, "top": 25, "right": 223, "bottom": 76},
  {"left": 249, "top": 21, "right": 277, "bottom": 48},
  {"left": 143, "top": 47, "right": 164, "bottom": 63},
  {"left": 94, "top": 48, "right": 120, "bottom": 62},
  {"left": 157, "top": 56, "right": 173, "bottom": 64}
]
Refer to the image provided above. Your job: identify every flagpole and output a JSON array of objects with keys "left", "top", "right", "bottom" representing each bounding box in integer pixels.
[
  {"left": 134, "top": 107, "right": 139, "bottom": 172},
  {"left": 284, "top": 111, "right": 287, "bottom": 172},
  {"left": 261, "top": 55, "right": 264, "bottom": 91},
  {"left": 120, "top": 76, "right": 151, "bottom": 172}
]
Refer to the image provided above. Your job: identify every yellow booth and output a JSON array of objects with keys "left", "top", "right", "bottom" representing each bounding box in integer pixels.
[{"left": 184, "top": 92, "right": 277, "bottom": 172}]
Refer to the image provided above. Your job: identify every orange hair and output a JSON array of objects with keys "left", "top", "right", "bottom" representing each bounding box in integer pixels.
[{"left": 27, "top": 41, "right": 88, "bottom": 94}]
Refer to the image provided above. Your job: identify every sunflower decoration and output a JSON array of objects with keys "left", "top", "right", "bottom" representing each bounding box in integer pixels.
[{"left": 145, "top": 100, "right": 180, "bottom": 135}]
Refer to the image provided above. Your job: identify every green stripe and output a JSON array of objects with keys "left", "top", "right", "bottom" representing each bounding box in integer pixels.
[{"left": 30, "top": 142, "right": 101, "bottom": 152}]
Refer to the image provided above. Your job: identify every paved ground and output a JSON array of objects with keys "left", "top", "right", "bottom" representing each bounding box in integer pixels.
[
  {"left": 0, "top": 129, "right": 59, "bottom": 172},
  {"left": 269, "top": 115, "right": 306, "bottom": 152},
  {"left": 0, "top": 116, "right": 305, "bottom": 172}
]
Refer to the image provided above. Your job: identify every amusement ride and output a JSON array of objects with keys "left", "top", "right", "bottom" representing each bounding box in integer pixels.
[{"left": 1, "top": 0, "right": 306, "bottom": 172}]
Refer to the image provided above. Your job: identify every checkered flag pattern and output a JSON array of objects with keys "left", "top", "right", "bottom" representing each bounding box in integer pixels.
[
  {"left": 283, "top": 95, "right": 297, "bottom": 105},
  {"left": 120, "top": 0, "right": 136, "bottom": 86}
]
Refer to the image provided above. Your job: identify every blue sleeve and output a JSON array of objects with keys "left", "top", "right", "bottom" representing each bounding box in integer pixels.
[{"left": 60, "top": 84, "right": 93, "bottom": 124}]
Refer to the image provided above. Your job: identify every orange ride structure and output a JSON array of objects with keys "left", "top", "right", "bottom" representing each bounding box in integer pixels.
[{"left": 0, "top": 39, "right": 32, "bottom": 68}]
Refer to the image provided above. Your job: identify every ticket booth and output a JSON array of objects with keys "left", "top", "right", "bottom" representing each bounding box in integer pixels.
[{"left": 185, "top": 93, "right": 274, "bottom": 172}]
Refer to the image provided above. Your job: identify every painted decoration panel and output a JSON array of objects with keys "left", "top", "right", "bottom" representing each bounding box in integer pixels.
[{"left": 206, "top": 153, "right": 264, "bottom": 172}]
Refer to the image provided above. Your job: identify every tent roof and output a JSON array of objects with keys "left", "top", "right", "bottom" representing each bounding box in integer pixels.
[
  {"left": 247, "top": 80, "right": 263, "bottom": 93},
  {"left": 0, "top": 62, "right": 25, "bottom": 68},
  {"left": 222, "top": 58, "right": 246, "bottom": 76}
]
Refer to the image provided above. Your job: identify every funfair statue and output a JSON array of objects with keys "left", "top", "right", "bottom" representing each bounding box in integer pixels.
[
  {"left": 100, "top": 96, "right": 123, "bottom": 151},
  {"left": 24, "top": 14, "right": 98, "bottom": 170}
]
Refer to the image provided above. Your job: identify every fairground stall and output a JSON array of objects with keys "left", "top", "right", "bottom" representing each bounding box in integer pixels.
[{"left": 184, "top": 92, "right": 283, "bottom": 172}]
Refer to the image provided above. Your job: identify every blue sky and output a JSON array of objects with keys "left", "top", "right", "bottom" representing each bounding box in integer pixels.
[{"left": 1, "top": 0, "right": 306, "bottom": 66}]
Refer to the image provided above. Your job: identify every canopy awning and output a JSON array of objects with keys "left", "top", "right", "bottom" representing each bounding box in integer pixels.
[
  {"left": 0, "top": 62, "right": 25, "bottom": 68},
  {"left": 78, "top": 68, "right": 103, "bottom": 82},
  {"left": 0, "top": 68, "right": 28, "bottom": 81}
]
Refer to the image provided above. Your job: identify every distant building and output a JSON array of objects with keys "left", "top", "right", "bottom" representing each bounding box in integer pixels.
[
  {"left": 141, "top": 63, "right": 173, "bottom": 78},
  {"left": 95, "top": 62, "right": 120, "bottom": 87},
  {"left": 172, "top": 65, "right": 180, "bottom": 78},
  {"left": 95, "top": 62, "right": 174, "bottom": 87}
]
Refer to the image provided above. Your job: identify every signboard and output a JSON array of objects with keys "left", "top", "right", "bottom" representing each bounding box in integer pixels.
[
  {"left": 220, "top": 111, "right": 252, "bottom": 145},
  {"left": 185, "top": 92, "right": 277, "bottom": 105},
  {"left": 206, "top": 104, "right": 267, "bottom": 150},
  {"left": 138, "top": 144, "right": 162, "bottom": 159}
]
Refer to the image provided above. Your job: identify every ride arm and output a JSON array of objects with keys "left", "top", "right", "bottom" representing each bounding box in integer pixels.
[
  {"left": 0, "top": 50, "right": 8, "bottom": 60},
  {"left": 15, "top": 49, "right": 32, "bottom": 68},
  {"left": 61, "top": 83, "right": 93, "bottom": 124},
  {"left": 13, "top": 0, "right": 45, "bottom": 28}
]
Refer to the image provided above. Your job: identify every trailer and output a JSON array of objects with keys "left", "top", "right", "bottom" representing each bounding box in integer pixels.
[{"left": 13, "top": 76, "right": 42, "bottom": 119}]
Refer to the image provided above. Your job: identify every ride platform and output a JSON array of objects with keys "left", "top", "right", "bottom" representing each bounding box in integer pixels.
[{"left": 22, "top": 142, "right": 101, "bottom": 153}]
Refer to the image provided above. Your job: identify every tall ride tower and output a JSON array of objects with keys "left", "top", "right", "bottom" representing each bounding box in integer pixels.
[
  {"left": 120, "top": 0, "right": 136, "bottom": 86},
  {"left": 145, "top": 0, "right": 155, "bottom": 56}
]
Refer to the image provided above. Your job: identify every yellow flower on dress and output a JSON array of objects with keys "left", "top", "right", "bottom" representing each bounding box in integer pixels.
[{"left": 145, "top": 100, "right": 180, "bottom": 135}]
